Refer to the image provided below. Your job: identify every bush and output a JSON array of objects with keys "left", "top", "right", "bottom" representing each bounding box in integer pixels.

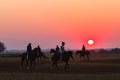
[{"left": 0, "top": 42, "right": 6, "bottom": 52}]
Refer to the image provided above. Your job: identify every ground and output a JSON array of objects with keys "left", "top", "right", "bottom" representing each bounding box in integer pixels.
[{"left": 0, "top": 53, "right": 120, "bottom": 80}]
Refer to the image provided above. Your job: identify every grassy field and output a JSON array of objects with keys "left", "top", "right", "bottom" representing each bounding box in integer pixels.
[{"left": 0, "top": 53, "right": 120, "bottom": 80}]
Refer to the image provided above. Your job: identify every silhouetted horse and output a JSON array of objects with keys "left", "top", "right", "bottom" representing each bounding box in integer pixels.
[
  {"left": 76, "top": 50, "right": 90, "bottom": 61},
  {"left": 21, "top": 48, "right": 38, "bottom": 70},
  {"left": 50, "top": 49, "right": 73, "bottom": 70}
]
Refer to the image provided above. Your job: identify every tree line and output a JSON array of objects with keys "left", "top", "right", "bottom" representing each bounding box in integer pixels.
[{"left": 0, "top": 42, "right": 120, "bottom": 54}]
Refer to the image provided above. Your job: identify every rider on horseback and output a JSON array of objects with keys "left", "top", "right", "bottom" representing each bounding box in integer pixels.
[
  {"left": 61, "top": 41, "right": 65, "bottom": 60},
  {"left": 26, "top": 43, "right": 32, "bottom": 60},
  {"left": 55, "top": 45, "right": 61, "bottom": 60},
  {"left": 38, "top": 45, "right": 42, "bottom": 56},
  {"left": 56, "top": 45, "right": 60, "bottom": 54},
  {"left": 61, "top": 42, "right": 65, "bottom": 53},
  {"left": 82, "top": 44, "right": 86, "bottom": 54}
]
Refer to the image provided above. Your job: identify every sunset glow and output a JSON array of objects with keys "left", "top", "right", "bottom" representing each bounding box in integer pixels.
[
  {"left": 88, "top": 40, "right": 94, "bottom": 46},
  {"left": 0, "top": 0, "right": 120, "bottom": 50}
]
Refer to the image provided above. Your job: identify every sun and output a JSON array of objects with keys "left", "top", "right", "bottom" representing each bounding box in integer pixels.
[{"left": 88, "top": 40, "right": 94, "bottom": 45}]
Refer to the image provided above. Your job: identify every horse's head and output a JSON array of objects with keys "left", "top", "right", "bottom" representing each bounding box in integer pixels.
[
  {"left": 50, "top": 49, "right": 55, "bottom": 53},
  {"left": 50, "top": 49, "right": 56, "bottom": 56}
]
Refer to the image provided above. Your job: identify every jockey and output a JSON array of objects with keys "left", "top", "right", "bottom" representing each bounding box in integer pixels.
[
  {"left": 82, "top": 44, "right": 86, "bottom": 53},
  {"left": 27, "top": 43, "right": 32, "bottom": 53},
  {"left": 26, "top": 43, "right": 32, "bottom": 59},
  {"left": 55, "top": 45, "right": 60, "bottom": 58},
  {"left": 56, "top": 45, "right": 60, "bottom": 53},
  {"left": 38, "top": 45, "right": 42, "bottom": 56},
  {"left": 60, "top": 42, "right": 65, "bottom": 60},
  {"left": 60, "top": 42, "right": 65, "bottom": 54}
]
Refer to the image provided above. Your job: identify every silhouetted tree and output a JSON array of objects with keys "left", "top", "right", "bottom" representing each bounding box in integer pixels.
[
  {"left": 98, "top": 49, "right": 109, "bottom": 54},
  {"left": 110, "top": 48, "right": 120, "bottom": 53},
  {"left": 0, "top": 42, "right": 6, "bottom": 52}
]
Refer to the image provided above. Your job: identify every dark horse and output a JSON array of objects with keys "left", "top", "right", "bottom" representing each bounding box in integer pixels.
[
  {"left": 50, "top": 49, "right": 73, "bottom": 70},
  {"left": 21, "top": 48, "right": 38, "bottom": 70},
  {"left": 76, "top": 50, "right": 90, "bottom": 61}
]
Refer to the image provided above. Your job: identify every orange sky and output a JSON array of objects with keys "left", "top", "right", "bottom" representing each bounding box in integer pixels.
[{"left": 0, "top": 0, "right": 120, "bottom": 50}]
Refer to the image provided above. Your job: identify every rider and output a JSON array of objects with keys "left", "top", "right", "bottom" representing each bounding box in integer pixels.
[
  {"left": 61, "top": 42, "right": 65, "bottom": 53},
  {"left": 55, "top": 45, "right": 60, "bottom": 59},
  {"left": 26, "top": 43, "right": 32, "bottom": 59},
  {"left": 60, "top": 41, "right": 65, "bottom": 60},
  {"left": 38, "top": 45, "right": 42, "bottom": 56},
  {"left": 27, "top": 43, "right": 32, "bottom": 53},
  {"left": 82, "top": 44, "right": 86, "bottom": 53},
  {"left": 56, "top": 45, "right": 60, "bottom": 54}
]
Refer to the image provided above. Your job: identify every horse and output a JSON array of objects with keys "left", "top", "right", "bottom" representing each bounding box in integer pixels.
[
  {"left": 76, "top": 50, "right": 90, "bottom": 61},
  {"left": 62, "top": 51, "right": 73, "bottom": 70},
  {"left": 21, "top": 48, "right": 38, "bottom": 70},
  {"left": 50, "top": 49, "right": 73, "bottom": 70}
]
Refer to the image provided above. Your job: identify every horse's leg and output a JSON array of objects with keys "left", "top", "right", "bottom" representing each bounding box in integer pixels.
[
  {"left": 55, "top": 62, "right": 59, "bottom": 70},
  {"left": 21, "top": 59, "right": 23, "bottom": 67},
  {"left": 33, "top": 60, "right": 36, "bottom": 70},
  {"left": 64, "top": 61, "right": 69, "bottom": 70},
  {"left": 42, "top": 56, "right": 45, "bottom": 62},
  {"left": 29, "top": 60, "right": 35, "bottom": 71},
  {"left": 87, "top": 55, "right": 89, "bottom": 61},
  {"left": 20, "top": 59, "right": 24, "bottom": 70},
  {"left": 42, "top": 54, "right": 47, "bottom": 62},
  {"left": 43, "top": 56, "right": 46, "bottom": 62},
  {"left": 26, "top": 60, "right": 29, "bottom": 70},
  {"left": 80, "top": 55, "right": 82, "bottom": 61},
  {"left": 67, "top": 61, "right": 69, "bottom": 69},
  {"left": 40, "top": 56, "right": 43, "bottom": 62},
  {"left": 53, "top": 60, "right": 59, "bottom": 70},
  {"left": 52, "top": 62, "right": 54, "bottom": 68},
  {"left": 31, "top": 60, "right": 36, "bottom": 71},
  {"left": 37, "top": 56, "right": 39, "bottom": 61},
  {"left": 31, "top": 60, "right": 34, "bottom": 68},
  {"left": 64, "top": 62, "right": 67, "bottom": 70},
  {"left": 52, "top": 57, "right": 54, "bottom": 68},
  {"left": 83, "top": 56, "right": 86, "bottom": 61}
]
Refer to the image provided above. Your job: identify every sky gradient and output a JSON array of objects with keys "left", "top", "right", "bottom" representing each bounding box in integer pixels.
[{"left": 0, "top": 0, "right": 120, "bottom": 50}]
